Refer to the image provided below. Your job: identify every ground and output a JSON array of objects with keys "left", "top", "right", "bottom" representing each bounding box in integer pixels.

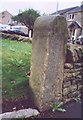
[
  {"left": 2, "top": 97, "right": 81, "bottom": 118},
  {"left": 1, "top": 38, "right": 82, "bottom": 119}
]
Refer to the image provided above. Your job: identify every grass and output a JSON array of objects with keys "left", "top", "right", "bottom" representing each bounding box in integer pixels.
[{"left": 0, "top": 38, "right": 32, "bottom": 100}]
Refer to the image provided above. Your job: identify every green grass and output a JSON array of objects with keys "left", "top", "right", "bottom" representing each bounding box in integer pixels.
[{"left": 1, "top": 38, "right": 32, "bottom": 100}]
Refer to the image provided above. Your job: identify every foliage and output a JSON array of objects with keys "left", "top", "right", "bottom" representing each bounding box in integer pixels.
[
  {"left": 1, "top": 39, "right": 32, "bottom": 100},
  {"left": 73, "top": 96, "right": 81, "bottom": 103},
  {"left": 12, "top": 8, "right": 40, "bottom": 28},
  {"left": 51, "top": 102, "right": 66, "bottom": 112},
  {"left": 12, "top": 8, "right": 40, "bottom": 37}
]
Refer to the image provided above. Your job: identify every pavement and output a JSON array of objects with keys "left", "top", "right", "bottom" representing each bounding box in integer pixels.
[{"left": 37, "top": 100, "right": 82, "bottom": 119}]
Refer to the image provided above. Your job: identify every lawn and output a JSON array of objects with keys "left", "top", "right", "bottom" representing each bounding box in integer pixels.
[{"left": 1, "top": 38, "right": 32, "bottom": 100}]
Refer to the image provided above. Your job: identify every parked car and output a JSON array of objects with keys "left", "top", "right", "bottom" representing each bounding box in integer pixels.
[
  {"left": 8, "top": 26, "right": 28, "bottom": 36},
  {"left": 76, "top": 35, "right": 83, "bottom": 45},
  {"left": 0, "top": 24, "right": 10, "bottom": 32},
  {"left": 8, "top": 27, "right": 20, "bottom": 33}
]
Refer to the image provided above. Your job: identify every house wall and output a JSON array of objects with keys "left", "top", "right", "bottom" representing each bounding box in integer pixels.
[
  {"left": 66, "top": 12, "right": 81, "bottom": 26},
  {"left": 68, "top": 27, "right": 81, "bottom": 40},
  {"left": 66, "top": 11, "right": 82, "bottom": 40},
  {"left": 81, "top": 11, "right": 83, "bottom": 29},
  {"left": 0, "top": 13, "right": 2, "bottom": 23},
  {"left": 74, "top": 28, "right": 81, "bottom": 40},
  {"left": 0, "top": 11, "right": 13, "bottom": 25}
]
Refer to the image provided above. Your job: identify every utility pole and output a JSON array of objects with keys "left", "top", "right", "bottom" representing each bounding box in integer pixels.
[{"left": 56, "top": 1, "right": 59, "bottom": 14}]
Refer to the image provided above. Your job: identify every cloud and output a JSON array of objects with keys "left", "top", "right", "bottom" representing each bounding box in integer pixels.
[{"left": 0, "top": 0, "right": 81, "bottom": 15}]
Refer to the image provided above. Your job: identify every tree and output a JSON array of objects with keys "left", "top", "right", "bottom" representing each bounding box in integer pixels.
[{"left": 12, "top": 8, "right": 40, "bottom": 37}]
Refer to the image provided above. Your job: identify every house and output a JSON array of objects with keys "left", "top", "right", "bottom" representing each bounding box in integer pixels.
[
  {"left": 0, "top": 11, "right": 29, "bottom": 36},
  {"left": 0, "top": 11, "right": 13, "bottom": 25},
  {"left": 52, "top": 5, "right": 83, "bottom": 41},
  {"left": 67, "top": 5, "right": 83, "bottom": 41},
  {"left": 0, "top": 10, "right": 23, "bottom": 25},
  {"left": 52, "top": 6, "right": 78, "bottom": 17}
]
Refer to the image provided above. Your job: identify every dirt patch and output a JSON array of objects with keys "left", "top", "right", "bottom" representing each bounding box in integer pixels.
[{"left": 2, "top": 97, "right": 36, "bottom": 113}]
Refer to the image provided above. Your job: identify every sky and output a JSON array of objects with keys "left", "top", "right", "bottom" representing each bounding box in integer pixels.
[{"left": 0, "top": 0, "right": 82, "bottom": 15}]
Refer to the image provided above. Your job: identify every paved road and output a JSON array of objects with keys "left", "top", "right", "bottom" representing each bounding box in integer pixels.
[{"left": 37, "top": 101, "right": 82, "bottom": 119}]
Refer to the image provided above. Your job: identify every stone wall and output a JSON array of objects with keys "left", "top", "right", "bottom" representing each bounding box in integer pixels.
[
  {"left": 0, "top": 32, "right": 32, "bottom": 43},
  {"left": 62, "top": 43, "right": 83, "bottom": 103}
]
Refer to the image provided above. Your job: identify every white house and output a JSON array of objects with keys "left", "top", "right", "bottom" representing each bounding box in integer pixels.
[
  {"left": 52, "top": 5, "right": 83, "bottom": 41},
  {"left": 0, "top": 11, "right": 13, "bottom": 25}
]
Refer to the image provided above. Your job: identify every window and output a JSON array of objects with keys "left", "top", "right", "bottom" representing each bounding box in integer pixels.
[
  {"left": 2, "top": 15, "right": 5, "bottom": 18},
  {"left": 69, "top": 14, "right": 74, "bottom": 19},
  {"left": 2, "top": 12, "right": 5, "bottom": 15},
  {"left": 70, "top": 14, "right": 72, "bottom": 19},
  {"left": 2, "top": 12, "right": 5, "bottom": 18},
  {"left": 72, "top": 14, "right": 74, "bottom": 19}
]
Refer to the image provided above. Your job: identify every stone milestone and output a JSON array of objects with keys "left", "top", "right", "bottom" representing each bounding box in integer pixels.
[{"left": 30, "top": 15, "right": 68, "bottom": 111}]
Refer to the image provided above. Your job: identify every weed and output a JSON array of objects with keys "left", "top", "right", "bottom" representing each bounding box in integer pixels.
[
  {"left": 11, "top": 59, "right": 24, "bottom": 67},
  {"left": 73, "top": 96, "right": 81, "bottom": 103},
  {"left": 51, "top": 102, "right": 66, "bottom": 112},
  {"left": 10, "top": 48, "right": 15, "bottom": 52}
]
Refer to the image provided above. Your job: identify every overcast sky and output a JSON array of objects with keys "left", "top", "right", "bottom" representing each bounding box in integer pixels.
[{"left": 0, "top": 0, "right": 82, "bottom": 15}]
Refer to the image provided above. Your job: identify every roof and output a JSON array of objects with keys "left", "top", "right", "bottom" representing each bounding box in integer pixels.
[
  {"left": 0, "top": 10, "right": 13, "bottom": 16},
  {"left": 68, "top": 21, "right": 81, "bottom": 28},
  {"left": 52, "top": 6, "right": 79, "bottom": 15},
  {"left": 68, "top": 5, "right": 83, "bottom": 13}
]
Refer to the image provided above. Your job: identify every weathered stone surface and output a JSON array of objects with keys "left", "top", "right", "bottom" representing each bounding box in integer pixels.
[
  {"left": 63, "top": 88, "right": 70, "bottom": 96},
  {"left": 72, "top": 77, "right": 82, "bottom": 84},
  {"left": 63, "top": 84, "right": 77, "bottom": 95},
  {"left": 66, "top": 43, "right": 83, "bottom": 63},
  {"left": 62, "top": 44, "right": 83, "bottom": 103},
  {"left": 63, "top": 97, "right": 71, "bottom": 103},
  {"left": 64, "top": 72, "right": 73, "bottom": 79},
  {"left": 0, "top": 108, "right": 39, "bottom": 119},
  {"left": 70, "top": 85, "right": 77, "bottom": 92},
  {"left": 64, "top": 63, "right": 73, "bottom": 69},
  {"left": 63, "top": 81, "right": 71, "bottom": 88},
  {"left": 68, "top": 91, "right": 80, "bottom": 98},
  {"left": 30, "top": 15, "right": 68, "bottom": 111},
  {"left": 78, "top": 84, "right": 83, "bottom": 90}
]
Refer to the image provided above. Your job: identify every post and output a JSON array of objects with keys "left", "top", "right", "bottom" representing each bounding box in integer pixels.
[{"left": 29, "top": 15, "right": 68, "bottom": 111}]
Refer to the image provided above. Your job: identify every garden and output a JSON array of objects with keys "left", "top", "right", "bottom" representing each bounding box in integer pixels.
[
  {"left": 0, "top": 38, "right": 82, "bottom": 119},
  {"left": 1, "top": 39, "right": 35, "bottom": 112}
]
